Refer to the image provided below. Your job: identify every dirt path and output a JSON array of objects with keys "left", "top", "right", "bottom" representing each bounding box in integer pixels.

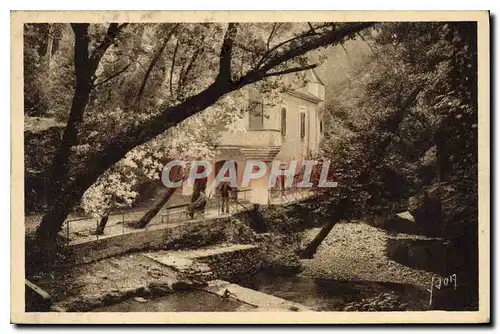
[{"left": 299, "top": 222, "right": 435, "bottom": 288}]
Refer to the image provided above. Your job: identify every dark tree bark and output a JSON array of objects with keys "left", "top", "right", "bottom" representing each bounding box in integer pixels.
[
  {"left": 134, "top": 187, "right": 177, "bottom": 229},
  {"left": 94, "top": 215, "right": 109, "bottom": 235},
  {"left": 134, "top": 164, "right": 184, "bottom": 229},
  {"left": 300, "top": 200, "right": 347, "bottom": 259},
  {"left": 45, "top": 24, "right": 54, "bottom": 65},
  {"left": 136, "top": 24, "right": 179, "bottom": 105},
  {"left": 36, "top": 23, "right": 127, "bottom": 246},
  {"left": 35, "top": 22, "right": 374, "bottom": 247},
  {"left": 301, "top": 220, "right": 339, "bottom": 259}
]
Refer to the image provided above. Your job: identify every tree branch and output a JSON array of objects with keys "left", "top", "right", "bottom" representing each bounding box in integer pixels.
[
  {"left": 136, "top": 24, "right": 179, "bottom": 104},
  {"left": 266, "top": 23, "right": 278, "bottom": 50},
  {"left": 261, "top": 23, "right": 375, "bottom": 73},
  {"left": 263, "top": 63, "right": 318, "bottom": 78},
  {"left": 93, "top": 63, "right": 131, "bottom": 87},
  {"left": 89, "top": 23, "right": 128, "bottom": 70},
  {"left": 217, "top": 23, "right": 239, "bottom": 83},
  {"left": 256, "top": 23, "right": 332, "bottom": 68},
  {"left": 130, "top": 59, "right": 146, "bottom": 71},
  {"left": 169, "top": 38, "right": 179, "bottom": 96},
  {"left": 307, "top": 22, "right": 317, "bottom": 34},
  {"left": 235, "top": 22, "right": 375, "bottom": 88},
  {"left": 178, "top": 42, "right": 205, "bottom": 92}
]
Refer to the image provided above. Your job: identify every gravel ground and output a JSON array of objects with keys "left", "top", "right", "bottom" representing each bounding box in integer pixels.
[{"left": 299, "top": 221, "right": 435, "bottom": 288}]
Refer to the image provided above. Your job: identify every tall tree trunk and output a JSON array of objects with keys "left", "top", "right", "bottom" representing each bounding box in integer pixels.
[
  {"left": 134, "top": 187, "right": 177, "bottom": 229},
  {"left": 35, "top": 202, "right": 73, "bottom": 245},
  {"left": 35, "top": 24, "right": 126, "bottom": 245},
  {"left": 45, "top": 24, "right": 92, "bottom": 206},
  {"left": 94, "top": 215, "right": 109, "bottom": 235},
  {"left": 134, "top": 165, "right": 184, "bottom": 229},
  {"left": 36, "top": 85, "right": 92, "bottom": 245},
  {"left": 36, "top": 180, "right": 86, "bottom": 246},
  {"left": 36, "top": 24, "right": 95, "bottom": 245},
  {"left": 45, "top": 24, "right": 54, "bottom": 65}
]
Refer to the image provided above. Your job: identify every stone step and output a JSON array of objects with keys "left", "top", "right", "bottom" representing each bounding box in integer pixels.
[
  {"left": 203, "top": 280, "right": 313, "bottom": 312},
  {"left": 145, "top": 244, "right": 258, "bottom": 262},
  {"left": 143, "top": 244, "right": 260, "bottom": 275}
]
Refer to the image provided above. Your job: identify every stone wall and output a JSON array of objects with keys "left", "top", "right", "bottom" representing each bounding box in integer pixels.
[
  {"left": 386, "top": 236, "right": 451, "bottom": 275},
  {"left": 145, "top": 244, "right": 262, "bottom": 283},
  {"left": 60, "top": 214, "right": 256, "bottom": 267},
  {"left": 194, "top": 246, "right": 262, "bottom": 282}
]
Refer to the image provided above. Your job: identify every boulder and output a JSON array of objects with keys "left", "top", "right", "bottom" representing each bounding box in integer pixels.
[{"left": 148, "top": 278, "right": 174, "bottom": 294}]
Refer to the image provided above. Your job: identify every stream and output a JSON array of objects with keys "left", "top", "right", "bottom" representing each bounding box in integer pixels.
[
  {"left": 93, "top": 290, "right": 256, "bottom": 312},
  {"left": 93, "top": 273, "right": 431, "bottom": 312},
  {"left": 238, "top": 273, "right": 430, "bottom": 311}
]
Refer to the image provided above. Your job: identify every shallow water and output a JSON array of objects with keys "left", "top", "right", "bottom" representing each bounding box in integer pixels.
[
  {"left": 93, "top": 290, "right": 256, "bottom": 312},
  {"left": 238, "top": 273, "right": 430, "bottom": 311},
  {"left": 91, "top": 274, "right": 473, "bottom": 312}
]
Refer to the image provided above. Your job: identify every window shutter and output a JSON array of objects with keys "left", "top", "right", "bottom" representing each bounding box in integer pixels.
[
  {"left": 300, "top": 112, "right": 306, "bottom": 139},
  {"left": 281, "top": 108, "right": 287, "bottom": 136},
  {"left": 248, "top": 98, "right": 264, "bottom": 130}
]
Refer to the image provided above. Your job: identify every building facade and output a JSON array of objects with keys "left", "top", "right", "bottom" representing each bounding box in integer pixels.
[{"left": 184, "top": 69, "right": 325, "bottom": 205}]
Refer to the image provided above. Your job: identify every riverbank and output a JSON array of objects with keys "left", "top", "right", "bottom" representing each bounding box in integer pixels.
[
  {"left": 235, "top": 220, "right": 436, "bottom": 311},
  {"left": 299, "top": 221, "right": 435, "bottom": 288},
  {"left": 27, "top": 204, "right": 468, "bottom": 312}
]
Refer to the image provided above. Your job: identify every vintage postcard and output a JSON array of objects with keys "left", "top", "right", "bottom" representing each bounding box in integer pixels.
[{"left": 11, "top": 11, "right": 490, "bottom": 324}]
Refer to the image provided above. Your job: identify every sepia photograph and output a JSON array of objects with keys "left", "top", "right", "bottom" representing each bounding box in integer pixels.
[{"left": 11, "top": 11, "right": 490, "bottom": 324}]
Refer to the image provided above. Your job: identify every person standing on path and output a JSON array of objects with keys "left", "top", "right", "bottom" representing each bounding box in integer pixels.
[{"left": 218, "top": 182, "right": 230, "bottom": 214}]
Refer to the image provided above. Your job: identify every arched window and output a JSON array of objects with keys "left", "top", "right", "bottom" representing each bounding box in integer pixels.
[{"left": 281, "top": 107, "right": 287, "bottom": 136}]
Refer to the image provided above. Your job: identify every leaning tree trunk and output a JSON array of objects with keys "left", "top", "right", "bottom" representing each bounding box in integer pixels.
[
  {"left": 134, "top": 187, "right": 177, "bottom": 229},
  {"left": 94, "top": 215, "right": 109, "bottom": 235},
  {"left": 300, "top": 200, "right": 347, "bottom": 259},
  {"left": 35, "top": 24, "right": 103, "bottom": 246},
  {"left": 301, "top": 220, "right": 340, "bottom": 259}
]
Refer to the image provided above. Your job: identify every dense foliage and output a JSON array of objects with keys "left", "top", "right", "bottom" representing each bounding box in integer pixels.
[
  {"left": 318, "top": 22, "right": 477, "bottom": 227},
  {"left": 24, "top": 22, "right": 372, "bottom": 243}
]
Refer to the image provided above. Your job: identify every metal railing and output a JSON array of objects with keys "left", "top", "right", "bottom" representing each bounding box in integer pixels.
[
  {"left": 63, "top": 208, "right": 146, "bottom": 244},
  {"left": 62, "top": 188, "right": 254, "bottom": 244},
  {"left": 160, "top": 203, "right": 190, "bottom": 224},
  {"left": 268, "top": 187, "right": 311, "bottom": 205}
]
